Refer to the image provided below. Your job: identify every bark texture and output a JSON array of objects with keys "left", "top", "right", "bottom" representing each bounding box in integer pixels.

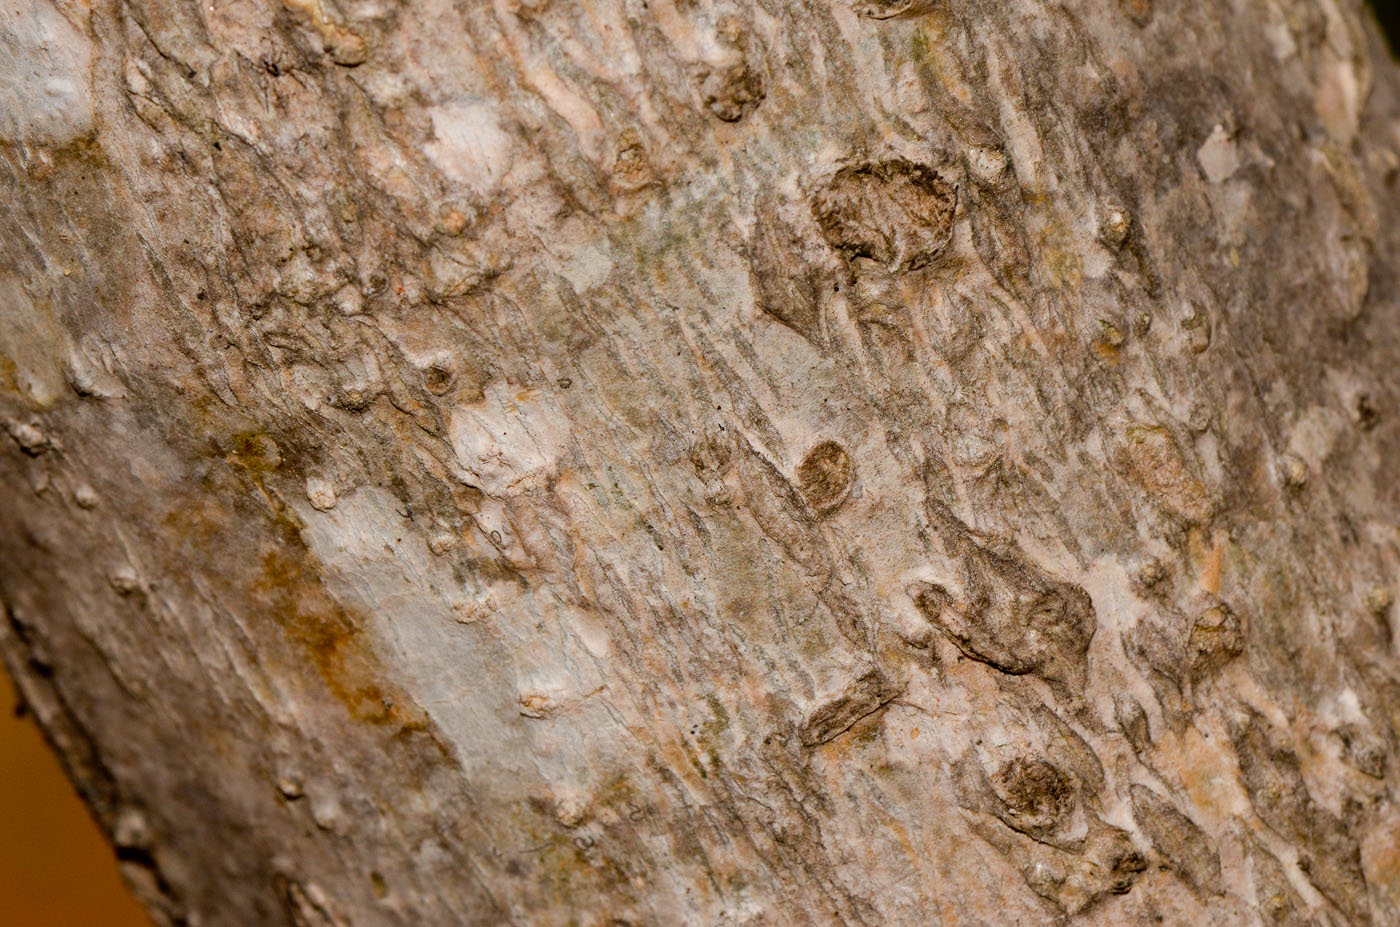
[{"left": 3, "top": 1, "right": 1400, "bottom": 925}]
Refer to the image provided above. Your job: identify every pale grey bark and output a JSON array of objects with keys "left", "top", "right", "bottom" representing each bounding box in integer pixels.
[{"left": 3, "top": 1, "right": 1400, "bottom": 925}]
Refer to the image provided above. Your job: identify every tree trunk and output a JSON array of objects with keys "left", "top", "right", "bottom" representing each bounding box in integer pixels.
[{"left": 3, "top": 0, "right": 1400, "bottom": 924}]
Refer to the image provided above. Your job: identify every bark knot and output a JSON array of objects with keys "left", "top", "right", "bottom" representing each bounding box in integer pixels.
[
  {"left": 796, "top": 440, "right": 855, "bottom": 513},
  {"left": 811, "top": 158, "right": 956, "bottom": 273}
]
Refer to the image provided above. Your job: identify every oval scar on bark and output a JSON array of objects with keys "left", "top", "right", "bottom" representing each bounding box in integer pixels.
[
  {"left": 797, "top": 441, "right": 855, "bottom": 512},
  {"left": 811, "top": 158, "right": 957, "bottom": 273}
]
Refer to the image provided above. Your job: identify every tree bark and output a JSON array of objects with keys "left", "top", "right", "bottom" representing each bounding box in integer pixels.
[{"left": 3, "top": 0, "right": 1400, "bottom": 924}]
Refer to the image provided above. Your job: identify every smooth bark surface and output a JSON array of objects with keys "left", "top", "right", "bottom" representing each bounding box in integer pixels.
[{"left": 3, "top": 1, "right": 1400, "bottom": 925}]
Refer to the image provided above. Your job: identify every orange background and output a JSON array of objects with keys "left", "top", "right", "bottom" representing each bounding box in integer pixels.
[{"left": 0, "top": 664, "right": 151, "bottom": 926}]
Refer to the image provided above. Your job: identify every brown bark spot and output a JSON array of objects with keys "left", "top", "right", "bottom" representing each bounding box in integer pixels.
[
  {"left": 908, "top": 543, "right": 1096, "bottom": 695},
  {"left": 1188, "top": 603, "right": 1244, "bottom": 677},
  {"left": 796, "top": 441, "right": 854, "bottom": 512},
  {"left": 749, "top": 208, "right": 823, "bottom": 343},
  {"left": 700, "top": 62, "right": 764, "bottom": 122},
  {"left": 611, "top": 129, "right": 653, "bottom": 192},
  {"left": 423, "top": 364, "right": 454, "bottom": 395},
  {"left": 800, "top": 668, "right": 897, "bottom": 746},
  {"left": 811, "top": 159, "right": 957, "bottom": 273},
  {"left": 992, "top": 757, "right": 1076, "bottom": 838}
]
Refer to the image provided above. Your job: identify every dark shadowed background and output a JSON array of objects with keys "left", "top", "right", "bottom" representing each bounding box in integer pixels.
[
  {"left": 2, "top": 663, "right": 151, "bottom": 926},
  {"left": 1372, "top": 0, "right": 1398, "bottom": 53}
]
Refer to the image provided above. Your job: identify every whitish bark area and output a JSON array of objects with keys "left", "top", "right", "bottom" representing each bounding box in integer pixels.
[{"left": 3, "top": 0, "right": 1400, "bottom": 924}]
